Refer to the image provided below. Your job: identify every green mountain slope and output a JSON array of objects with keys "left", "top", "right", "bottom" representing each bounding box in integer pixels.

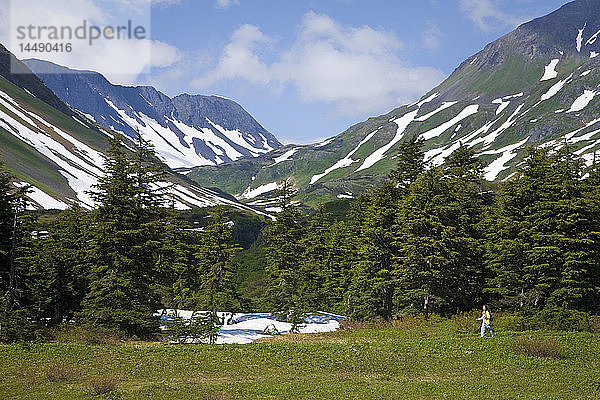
[
  {"left": 189, "top": 0, "right": 600, "bottom": 208},
  {"left": 0, "top": 45, "right": 270, "bottom": 216}
]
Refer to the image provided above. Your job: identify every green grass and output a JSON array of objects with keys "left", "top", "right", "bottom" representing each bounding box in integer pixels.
[{"left": 1, "top": 323, "right": 598, "bottom": 399}]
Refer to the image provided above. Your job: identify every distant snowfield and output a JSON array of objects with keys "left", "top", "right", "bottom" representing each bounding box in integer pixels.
[
  {"left": 540, "top": 59, "right": 560, "bottom": 81},
  {"left": 155, "top": 310, "right": 345, "bottom": 344}
]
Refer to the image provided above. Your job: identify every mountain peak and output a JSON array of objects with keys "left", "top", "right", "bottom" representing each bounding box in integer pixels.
[{"left": 24, "top": 59, "right": 282, "bottom": 169}]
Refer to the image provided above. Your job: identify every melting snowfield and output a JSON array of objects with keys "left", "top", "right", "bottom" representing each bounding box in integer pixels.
[{"left": 156, "top": 310, "right": 344, "bottom": 344}]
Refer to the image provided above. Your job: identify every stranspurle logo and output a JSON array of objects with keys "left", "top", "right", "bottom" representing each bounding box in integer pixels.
[{"left": 7, "top": 0, "right": 153, "bottom": 79}]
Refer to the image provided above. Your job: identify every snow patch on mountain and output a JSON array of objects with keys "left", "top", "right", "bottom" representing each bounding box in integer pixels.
[
  {"left": 568, "top": 90, "right": 597, "bottom": 112},
  {"left": 577, "top": 23, "right": 586, "bottom": 52},
  {"left": 356, "top": 110, "right": 419, "bottom": 172},
  {"left": 481, "top": 138, "right": 529, "bottom": 181},
  {"left": 541, "top": 74, "right": 572, "bottom": 101},
  {"left": 541, "top": 59, "right": 560, "bottom": 81},
  {"left": 270, "top": 148, "right": 299, "bottom": 167},
  {"left": 415, "top": 101, "right": 457, "bottom": 122},
  {"left": 311, "top": 126, "right": 382, "bottom": 183},
  {"left": 586, "top": 28, "right": 600, "bottom": 45},
  {"left": 420, "top": 105, "right": 479, "bottom": 140},
  {"left": 415, "top": 92, "right": 439, "bottom": 107},
  {"left": 14, "top": 182, "right": 69, "bottom": 210},
  {"left": 239, "top": 182, "right": 281, "bottom": 199}
]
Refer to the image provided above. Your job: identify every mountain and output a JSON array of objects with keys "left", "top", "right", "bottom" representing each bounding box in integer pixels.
[
  {"left": 23, "top": 59, "right": 281, "bottom": 169},
  {"left": 187, "top": 0, "right": 600, "bottom": 208},
  {"left": 0, "top": 45, "right": 270, "bottom": 216}
]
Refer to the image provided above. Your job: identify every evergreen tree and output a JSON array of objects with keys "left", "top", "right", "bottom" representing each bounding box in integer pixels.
[
  {"left": 0, "top": 161, "right": 14, "bottom": 298},
  {"left": 192, "top": 207, "right": 240, "bottom": 314},
  {"left": 389, "top": 135, "right": 426, "bottom": 191},
  {"left": 263, "top": 180, "right": 305, "bottom": 321},
  {"left": 78, "top": 132, "right": 168, "bottom": 337},
  {"left": 0, "top": 161, "right": 38, "bottom": 342},
  {"left": 348, "top": 183, "right": 401, "bottom": 320},
  {"left": 26, "top": 206, "right": 90, "bottom": 325},
  {"left": 487, "top": 147, "right": 598, "bottom": 310},
  {"left": 393, "top": 146, "right": 486, "bottom": 315},
  {"left": 298, "top": 205, "right": 331, "bottom": 311}
]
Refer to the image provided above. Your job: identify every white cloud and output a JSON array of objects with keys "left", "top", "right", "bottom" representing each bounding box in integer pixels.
[
  {"left": 215, "top": 0, "right": 240, "bottom": 9},
  {"left": 193, "top": 24, "right": 271, "bottom": 87},
  {"left": 1, "top": 0, "right": 181, "bottom": 85},
  {"left": 459, "top": 0, "right": 528, "bottom": 31},
  {"left": 193, "top": 12, "right": 446, "bottom": 116},
  {"left": 422, "top": 24, "right": 442, "bottom": 50}
]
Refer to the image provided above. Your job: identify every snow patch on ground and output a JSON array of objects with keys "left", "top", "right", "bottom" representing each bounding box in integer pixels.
[
  {"left": 581, "top": 70, "right": 592, "bottom": 77},
  {"left": 591, "top": 52, "right": 599, "bottom": 59},
  {"left": 420, "top": 105, "right": 479, "bottom": 140},
  {"left": 356, "top": 110, "right": 419, "bottom": 172},
  {"left": 156, "top": 311, "right": 344, "bottom": 344},
  {"left": 541, "top": 74, "right": 572, "bottom": 101},
  {"left": 239, "top": 182, "right": 281, "bottom": 199},
  {"left": 540, "top": 59, "right": 560, "bottom": 81},
  {"left": 568, "top": 90, "right": 597, "bottom": 113}
]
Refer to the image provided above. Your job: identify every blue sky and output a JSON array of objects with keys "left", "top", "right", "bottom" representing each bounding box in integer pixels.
[{"left": 2, "top": 0, "right": 571, "bottom": 144}]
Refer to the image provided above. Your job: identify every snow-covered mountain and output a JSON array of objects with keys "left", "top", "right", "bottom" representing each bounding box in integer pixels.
[
  {"left": 189, "top": 0, "right": 600, "bottom": 207},
  {"left": 23, "top": 59, "right": 281, "bottom": 169},
  {"left": 0, "top": 44, "right": 270, "bottom": 216}
]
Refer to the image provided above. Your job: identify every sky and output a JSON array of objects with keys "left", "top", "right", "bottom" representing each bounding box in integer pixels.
[{"left": 1, "top": 0, "right": 571, "bottom": 144}]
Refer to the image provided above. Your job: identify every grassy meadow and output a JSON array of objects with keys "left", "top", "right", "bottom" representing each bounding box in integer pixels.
[{"left": 1, "top": 314, "right": 599, "bottom": 400}]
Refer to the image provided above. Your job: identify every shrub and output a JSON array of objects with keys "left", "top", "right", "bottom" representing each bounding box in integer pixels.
[
  {"left": 511, "top": 337, "right": 563, "bottom": 359},
  {"left": 46, "top": 365, "right": 80, "bottom": 382},
  {"left": 51, "top": 325, "right": 124, "bottom": 345},
  {"left": 86, "top": 374, "right": 121, "bottom": 395}
]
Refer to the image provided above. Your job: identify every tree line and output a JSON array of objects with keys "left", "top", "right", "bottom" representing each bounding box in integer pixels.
[
  {"left": 264, "top": 137, "right": 600, "bottom": 321},
  {"left": 1, "top": 133, "right": 599, "bottom": 342}
]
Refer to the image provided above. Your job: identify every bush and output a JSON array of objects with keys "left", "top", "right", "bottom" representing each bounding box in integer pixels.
[
  {"left": 46, "top": 365, "right": 80, "bottom": 382},
  {"left": 86, "top": 374, "right": 121, "bottom": 395},
  {"left": 511, "top": 336, "right": 564, "bottom": 359},
  {"left": 51, "top": 324, "right": 125, "bottom": 345},
  {"left": 0, "top": 309, "right": 43, "bottom": 343}
]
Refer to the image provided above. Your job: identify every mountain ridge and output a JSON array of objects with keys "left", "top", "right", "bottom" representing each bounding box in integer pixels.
[
  {"left": 187, "top": 0, "right": 600, "bottom": 208},
  {"left": 23, "top": 59, "right": 281, "bottom": 169},
  {"left": 0, "top": 47, "right": 271, "bottom": 217}
]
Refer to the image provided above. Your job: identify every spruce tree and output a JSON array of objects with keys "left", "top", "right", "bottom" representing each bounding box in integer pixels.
[
  {"left": 393, "top": 146, "right": 486, "bottom": 315},
  {"left": 487, "top": 146, "right": 598, "bottom": 310},
  {"left": 348, "top": 183, "right": 400, "bottom": 320},
  {"left": 263, "top": 180, "right": 305, "bottom": 321},
  {"left": 192, "top": 207, "right": 240, "bottom": 314},
  {"left": 78, "top": 132, "right": 167, "bottom": 337},
  {"left": 27, "top": 206, "right": 90, "bottom": 325},
  {"left": 298, "top": 205, "right": 331, "bottom": 312}
]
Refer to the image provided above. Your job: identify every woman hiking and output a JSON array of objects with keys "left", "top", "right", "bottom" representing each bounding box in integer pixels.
[{"left": 477, "top": 305, "right": 494, "bottom": 337}]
